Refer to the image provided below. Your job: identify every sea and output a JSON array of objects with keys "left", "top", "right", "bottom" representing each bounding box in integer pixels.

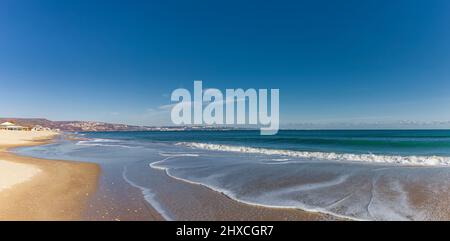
[{"left": 13, "top": 130, "right": 450, "bottom": 220}]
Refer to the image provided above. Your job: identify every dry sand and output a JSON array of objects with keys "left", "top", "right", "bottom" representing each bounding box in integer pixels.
[
  {"left": 0, "top": 130, "right": 59, "bottom": 146},
  {"left": 0, "top": 130, "right": 100, "bottom": 220},
  {"left": 0, "top": 160, "right": 40, "bottom": 192}
]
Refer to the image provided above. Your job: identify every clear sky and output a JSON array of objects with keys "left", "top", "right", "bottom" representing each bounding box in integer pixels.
[{"left": 1, "top": 0, "right": 450, "bottom": 128}]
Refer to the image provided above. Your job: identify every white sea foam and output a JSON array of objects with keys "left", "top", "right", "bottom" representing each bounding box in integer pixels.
[
  {"left": 149, "top": 159, "right": 363, "bottom": 221},
  {"left": 264, "top": 175, "right": 350, "bottom": 195},
  {"left": 178, "top": 142, "right": 450, "bottom": 166},
  {"left": 76, "top": 139, "right": 139, "bottom": 149},
  {"left": 159, "top": 152, "right": 200, "bottom": 157},
  {"left": 122, "top": 166, "right": 173, "bottom": 221},
  {"left": 85, "top": 138, "right": 120, "bottom": 143}
]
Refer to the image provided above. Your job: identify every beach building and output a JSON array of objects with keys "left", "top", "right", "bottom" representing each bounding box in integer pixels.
[
  {"left": 31, "top": 125, "right": 52, "bottom": 131},
  {"left": 0, "top": 122, "right": 30, "bottom": 131}
]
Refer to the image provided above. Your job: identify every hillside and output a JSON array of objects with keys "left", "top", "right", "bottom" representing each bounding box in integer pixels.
[{"left": 0, "top": 118, "right": 145, "bottom": 132}]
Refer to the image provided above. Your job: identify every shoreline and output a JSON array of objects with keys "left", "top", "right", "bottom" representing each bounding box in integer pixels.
[
  {"left": 141, "top": 167, "right": 339, "bottom": 221},
  {"left": 0, "top": 131, "right": 100, "bottom": 220},
  {"left": 155, "top": 164, "right": 350, "bottom": 221},
  {"left": 3, "top": 131, "right": 341, "bottom": 221}
]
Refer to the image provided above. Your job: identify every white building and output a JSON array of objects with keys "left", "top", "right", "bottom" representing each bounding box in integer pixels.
[
  {"left": 31, "top": 125, "right": 52, "bottom": 131},
  {"left": 0, "top": 122, "right": 30, "bottom": 131}
]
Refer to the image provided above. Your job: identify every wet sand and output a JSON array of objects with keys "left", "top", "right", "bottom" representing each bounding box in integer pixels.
[
  {"left": 145, "top": 169, "right": 338, "bottom": 221},
  {"left": 82, "top": 161, "right": 335, "bottom": 221},
  {"left": 98, "top": 158, "right": 339, "bottom": 221}
]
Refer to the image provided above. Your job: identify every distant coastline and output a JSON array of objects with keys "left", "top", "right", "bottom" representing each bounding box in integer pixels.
[
  {"left": 3, "top": 117, "right": 450, "bottom": 133},
  {"left": 0, "top": 117, "right": 252, "bottom": 132}
]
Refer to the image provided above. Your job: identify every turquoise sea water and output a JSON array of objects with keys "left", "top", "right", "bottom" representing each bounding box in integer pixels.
[
  {"left": 14, "top": 130, "right": 450, "bottom": 220},
  {"left": 83, "top": 130, "right": 450, "bottom": 156}
]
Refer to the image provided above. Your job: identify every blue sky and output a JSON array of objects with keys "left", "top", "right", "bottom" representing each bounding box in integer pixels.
[{"left": 1, "top": 0, "right": 450, "bottom": 128}]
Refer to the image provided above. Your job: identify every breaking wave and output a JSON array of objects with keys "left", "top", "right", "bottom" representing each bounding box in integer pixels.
[
  {"left": 178, "top": 142, "right": 450, "bottom": 166},
  {"left": 76, "top": 139, "right": 139, "bottom": 149}
]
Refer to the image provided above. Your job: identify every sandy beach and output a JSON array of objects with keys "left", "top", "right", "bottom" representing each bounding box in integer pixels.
[
  {"left": 0, "top": 160, "right": 40, "bottom": 192},
  {"left": 0, "top": 130, "right": 334, "bottom": 221},
  {"left": 7, "top": 129, "right": 450, "bottom": 221},
  {"left": 83, "top": 160, "right": 335, "bottom": 221},
  {"left": 0, "top": 130, "right": 58, "bottom": 147},
  {"left": 0, "top": 130, "right": 100, "bottom": 220}
]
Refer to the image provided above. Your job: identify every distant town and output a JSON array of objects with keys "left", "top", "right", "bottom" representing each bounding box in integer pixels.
[{"left": 0, "top": 118, "right": 245, "bottom": 132}]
